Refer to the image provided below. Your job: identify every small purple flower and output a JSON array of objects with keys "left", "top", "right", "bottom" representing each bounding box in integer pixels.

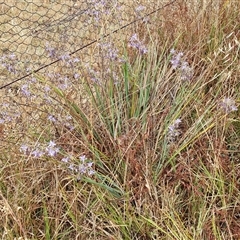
[
  {"left": 59, "top": 76, "right": 70, "bottom": 90},
  {"left": 63, "top": 115, "right": 75, "bottom": 130},
  {"left": 20, "top": 144, "right": 29, "bottom": 154},
  {"left": 32, "top": 149, "right": 44, "bottom": 158},
  {"left": 135, "top": 5, "right": 146, "bottom": 12},
  {"left": 219, "top": 97, "right": 238, "bottom": 114},
  {"left": 30, "top": 78, "right": 37, "bottom": 83},
  {"left": 98, "top": 42, "right": 121, "bottom": 62},
  {"left": 68, "top": 164, "right": 75, "bottom": 171},
  {"left": 85, "top": 64, "right": 101, "bottom": 84},
  {"left": 62, "top": 157, "right": 70, "bottom": 163},
  {"left": 44, "top": 86, "right": 50, "bottom": 92},
  {"left": 170, "top": 49, "right": 194, "bottom": 80},
  {"left": 88, "top": 169, "right": 95, "bottom": 176},
  {"left": 170, "top": 49, "right": 183, "bottom": 69},
  {"left": 74, "top": 73, "right": 80, "bottom": 79},
  {"left": 60, "top": 53, "right": 71, "bottom": 62},
  {"left": 62, "top": 154, "right": 95, "bottom": 179},
  {"left": 8, "top": 53, "right": 16, "bottom": 60},
  {"left": 167, "top": 118, "right": 182, "bottom": 142},
  {"left": 128, "top": 34, "right": 148, "bottom": 54},
  {"left": 21, "top": 84, "right": 31, "bottom": 97},
  {"left": 180, "top": 61, "right": 193, "bottom": 81},
  {"left": 26, "top": 67, "right": 32, "bottom": 73},
  {"left": 79, "top": 155, "right": 87, "bottom": 162},
  {"left": 78, "top": 155, "right": 95, "bottom": 176},
  {"left": 48, "top": 141, "right": 56, "bottom": 148},
  {"left": 46, "top": 43, "right": 57, "bottom": 58},
  {"left": 0, "top": 53, "right": 18, "bottom": 74},
  {"left": 48, "top": 115, "right": 57, "bottom": 122},
  {"left": 46, "top": 140, "right": 59, "bottom": 157},
  {"left": 48, "top": 72, "right": 70, "bottom": 89},
  {"left": 170, "top": 48, "right": 176, "bottom": 54},
  {"left": 73, "top": 58, "right": 80, "bottom": 63},
  {"left": 6, "top": 65, "right": 17, "bottom": 74},
  {"left": 135, "top": 5, "right": 147, "bottom": 20},
  {"left": 77, "top": 158, "right": 95, "bottom": 176},
  {"left": 60, "top": 54, "right": 79, "bottom": 67},
  {"left": 78, "top": 164, "right": 88, "bottom": 174}
]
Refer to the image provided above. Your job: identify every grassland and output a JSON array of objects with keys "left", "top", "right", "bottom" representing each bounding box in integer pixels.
[{"left": 0, "top": 0, "right": 240, "bottom": 239}]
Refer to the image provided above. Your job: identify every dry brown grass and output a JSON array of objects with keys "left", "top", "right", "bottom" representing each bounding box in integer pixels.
[{"left": 0, "top": 0, "right": 240, "bottom": 239}]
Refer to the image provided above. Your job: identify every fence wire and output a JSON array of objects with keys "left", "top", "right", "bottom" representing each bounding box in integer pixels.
[{"left": 0, "top": 0, "right": 175, "bottom": 92}]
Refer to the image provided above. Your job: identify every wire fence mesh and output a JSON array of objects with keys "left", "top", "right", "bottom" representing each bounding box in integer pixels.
[{"left": 0, "top": 0, "right": 175, "bottom": 92}]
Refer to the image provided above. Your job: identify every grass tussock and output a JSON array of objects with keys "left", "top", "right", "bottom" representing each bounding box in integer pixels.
[{"left": 0, "top": 0, "right": 240, "bottom": 239}]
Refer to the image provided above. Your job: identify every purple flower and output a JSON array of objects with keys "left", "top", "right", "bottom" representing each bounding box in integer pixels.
[
  {"left": 20, "top": 144, "right": 29, "bottom": 154},
  {"left": 180, "top": 61, "right": 193, "bottom": 81},
  {"left": 79, "top": 155, "right": 87, "bottom": 162},
  {"left": 8, "top": 53, "right": 16, "bottom": 60},
  {"left": 62, "top": 157, "right": 70, "bottom": 163},
  {"left": 21, "top": 84, "right": 31, "bottom": 97},
  {"left": 48, "top": 115, "right": 57, "bottom": 122},
  {"left": 32, "top": 149, "right": 44, "bottom": 158},
  {"left": 170, "top": 49, "right": 183, "bottom": 69},
  {"left": 46, "top": 43, "right": 57, "bottom": 58},
  {"left": 62, "top": 154, "right": 95, "bottom": 179},
  {"left": 46, "top": 141, "right": 59, "bottom": 157},
  {"left": 74, "top": 73, "right": 80, "bottom": 79},
  {"left": 73, "top": 58, "right": 80, "bottom": 63},
  {"left": 6, "top": 65, "right": 17, "bottom": 74},
  {"left": 219, "top": 97, "right": 238, "bottom": 114},
  {"left": 88, "top": 169, "right": 95, "bottom": 176},
  {"left": 44, "top": 86, "right": 50, "bottom": 92},
  {"left": 98, "top": 42, "right": 122, "bottom": 62},
  {"left": 128, "top": 34, "right": 148, "bottom": 54},
  {"left": 63, "top": 115, "right": 75, "bottom": 130},
  {"left": 68, "top": 164, "right": 75, "bottom": 171},
  {"left": 135, "top": 5, "right": 146, "bottom": 12},
  {"left": 78, "top": 155, "right": 95, "bottom": 176},
  {"left": 78, "top": 164, "right": 88, "bottom": 174},
  {"left": 170, "top": 49, "right": 194, "bottom": 80},
  {"left": 0, "top": 53, "right": 18, "bottom": 74},
  {"left": 167, "top": 118, "right": 182, "bottom": 142},
  {"left": 60, "top": 53, "right": 71, "bottom": 62}
]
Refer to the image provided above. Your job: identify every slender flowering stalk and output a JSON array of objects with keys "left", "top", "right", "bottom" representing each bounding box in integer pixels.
[
  {"left": 170, "top": 49, "right": 193, "bottom": 81},
  {"left": 20, "top": 141, "right": 60, "bottom": 158},
  {"left": 170, "top": 49, "right": 183, "bottom": 69},
  {"left": 98, "top": 42, "right": 120, "bottom": 62},
  {"left": 47, "top": 113, "right": 75, "bottom": 131}
]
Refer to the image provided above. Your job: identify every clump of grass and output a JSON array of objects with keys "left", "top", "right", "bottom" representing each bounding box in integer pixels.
[{"left": 0, "top": 0, "right": 240, "bottom": 239}]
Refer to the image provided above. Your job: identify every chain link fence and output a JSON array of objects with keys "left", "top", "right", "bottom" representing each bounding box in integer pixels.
[{"left": 0, "top": 0, "right": 177, "bottom": 90}]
